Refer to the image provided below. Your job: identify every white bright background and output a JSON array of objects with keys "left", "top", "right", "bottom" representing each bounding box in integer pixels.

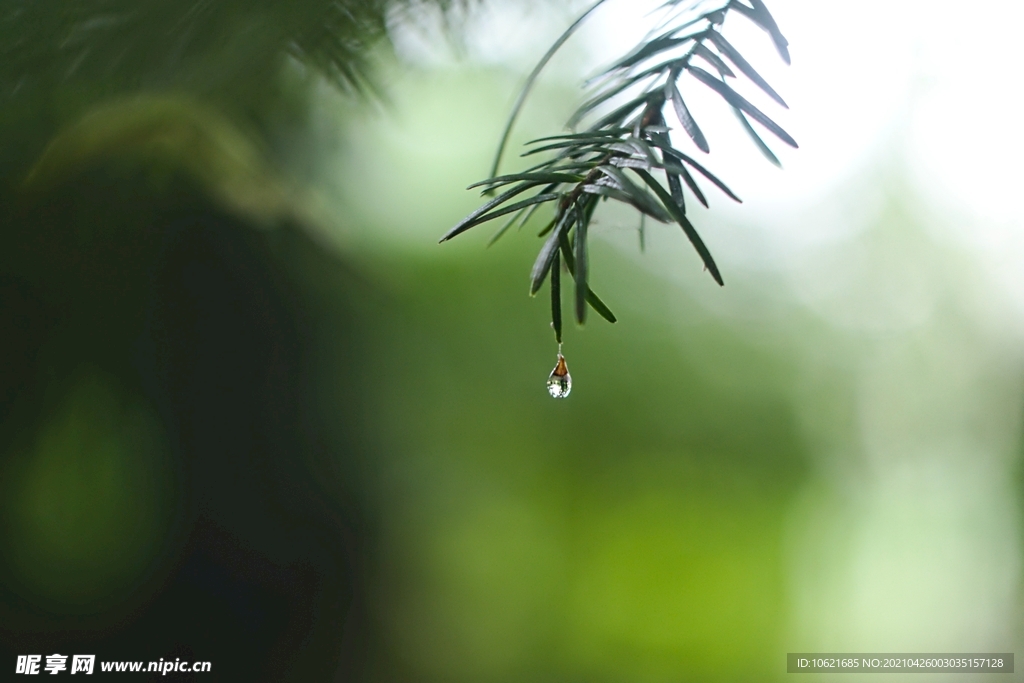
[{"left": 319, "top": 0, "right": 1024, "bottom": 666}]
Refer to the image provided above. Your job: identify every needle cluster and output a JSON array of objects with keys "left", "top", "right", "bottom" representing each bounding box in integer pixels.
[{"left": 441, "top": 0, "right": 796, "bottom": 343}]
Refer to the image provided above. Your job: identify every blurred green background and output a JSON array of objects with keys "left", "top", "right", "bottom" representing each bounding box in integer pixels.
[{"left": 1, "top": 1, "right": 1022, "bottom": 681}]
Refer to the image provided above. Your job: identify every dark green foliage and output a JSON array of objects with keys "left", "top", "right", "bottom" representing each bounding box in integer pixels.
[
  {"left": 442, "top": 0, "right": 796, "bottom": 341},
  {"left": 0, "top": 0, "right": 464, "bottom": 194},
  {"left": 0, "top": 0, "right": 414, "bottom": 100},
  {"left": 0, "top": 5, "right": 458, "bottom": 677},
  {"left": 0, "top": 0, "right": 466, "bottom": 176}
]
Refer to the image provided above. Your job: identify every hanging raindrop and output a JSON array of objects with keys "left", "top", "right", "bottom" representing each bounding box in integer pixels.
[{"left": 547, "top": 350, "right": 572, "bottom": 399}]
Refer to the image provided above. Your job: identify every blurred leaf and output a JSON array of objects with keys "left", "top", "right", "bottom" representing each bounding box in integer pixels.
[
  {"left": 688, "top": 66, "right": 797, "bottom": 147},
  {"left": 660, "top": 151, "right": 741, "bottom": 202},
  {"left": 667, "top": 81, "right": 710, "bottom": 153},
  {"left": 708, "top": 32, "right": 787, "bottom": 107},
  {"left": 732, "top": 0, "right": 791, "bottom": 64},
  {"left": 488, "top": 210, "right": 525, "bottom": 247},
  {"left": 574, "top": 71, "right": 666, "bottom": 123},
  {"left": 694, "top": 43, "right": 735, "bottom": 78},
  {"left": 489, "top": 0, "right": 612, "bottom": 178},
  {"left": 733, "top": 107, "right": 781, "bottom": 167},
  {"left": 633, "top": 168, "right": 723, "bottom": 285},
  {"left": 604, "top": 35, "right": 696, "bottom": 74},
  {"left": 21, "top": 94, "right": 330, "bottom": 229},
  {"left": 537, "top": 216, "right": 558, "bottom": 237},
  {"left": 574, "top": 92, "right": 652, "bottom": 131},
  {"left": 0, "top": 0, "right": 401, "bottom": 105}
]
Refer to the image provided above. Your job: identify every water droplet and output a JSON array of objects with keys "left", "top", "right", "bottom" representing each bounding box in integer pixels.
[{"left": 547, "top": 354, "right": 572, "bottom": 399}]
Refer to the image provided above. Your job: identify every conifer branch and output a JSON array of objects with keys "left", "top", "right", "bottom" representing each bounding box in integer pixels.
[{"left": 442, "top": 0, "right": 796, "bottom": 337}]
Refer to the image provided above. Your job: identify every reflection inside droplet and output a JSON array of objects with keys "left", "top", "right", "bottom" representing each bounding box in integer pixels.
[{"left": 547, "top": 354, "right": 571, "bottom": 399}]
